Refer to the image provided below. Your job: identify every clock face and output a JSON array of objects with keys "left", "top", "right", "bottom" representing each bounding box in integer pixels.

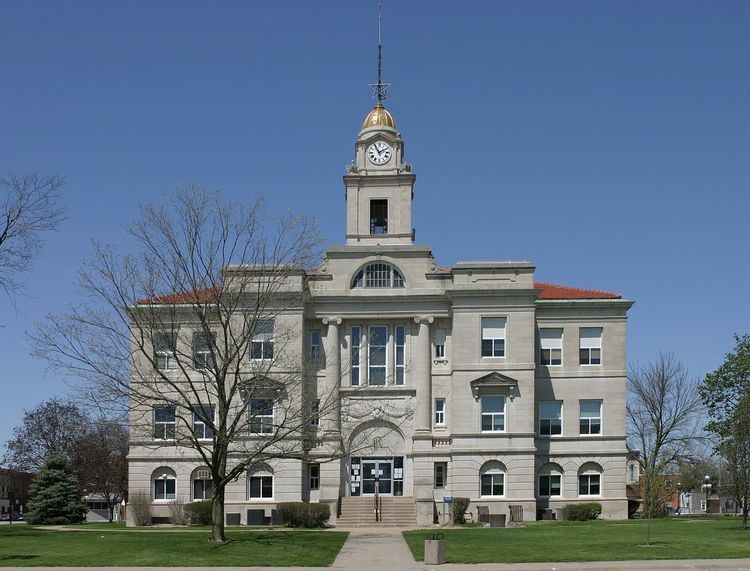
[{"left": 367, "top": 141, "right": 392, "bottom": 165}]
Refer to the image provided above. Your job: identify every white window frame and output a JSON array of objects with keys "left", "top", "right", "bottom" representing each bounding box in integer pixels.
[
  {"left": 154, "top": 333, "right": 178, "bottom": 371},
  {"left": 351, "top": 326, "right": 361, "bottom": 386},
  {"left": 368, "top": 325, "right": 388, "bottom": 386},
  {"left": 250, "top": 321, "right": 274, "bottom": 361},
  {"left": 247, "top": 474, "right": 273, "bottom": 500},
  {"left": 539, "top": 400, "right": 563, "bottom": 437},
  {"left": 395, "top": 324, "right": 406, "bottom": 385},
  {"left": 192, "top": 331, "right": 215, "bottom": 370},
  {"left": 351, "top": 262, "right": 405, "bottom": 288},
  {"left": 480, "top": 395, "right": 506, "bottom": 432},
  {"left": 310, "top": 329, "right": 321, "bottom": 361},
  {"left": 191, "top": 468, "right": 213, "bottom": 501},
  {"left": 308, "top": 463, "right": 320, "bottom": 490},
  {"left": 434, "top": 463, "right": 447, "bottom": 489},
  {"left": 192, "top": 404, "right": 214, "bottom": 441},
  {"left": 153, "top": 405, "right": 176, "bottom": 441},
  {"left": 481, "top": 317, "right": 506, "bottom": 358},
  {"left": 538, "top": 472, "right": 562, "bottom": 497},
  {"left": 434, "top": 328, "right": 446, "bottom": 359},
  {"left": 578, "top": 471, "right": 602, "bottom": 497},
  {"left": 309, "top": 399, "right": 320, "bottom": 427},
  {"left": 700, "top": 499, "right": 707, "bottom": 512},
  {"left": 153, "top": 469, "right": 176, "bottom": 501},
  {"left": 539, "top": 328, "right": 563, "bottom": 366},
  {"left": 434, "top": 398, "right": 446, "bottom": 427},
  {"left": 480, "top": 471, "right": 505, "bottom": 497},
  {"left": 579, "top": 327, "right": 603, "bottom": 366},
  {"left": 248, "top": 398, "right": 274, "bottom": 435},
  {"left": 579, "top": 400, "right": 602, "bottom": 436}
]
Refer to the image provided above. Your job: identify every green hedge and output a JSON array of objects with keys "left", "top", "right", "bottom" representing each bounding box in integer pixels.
[
  {"left": 184, "top": 500, "right": 212, "bottom": 526},
  {"left": 277, "top": 502, "right": 330, "bottom": 528},
  {"left": 562, "top": 502, "right": 602, "bottom": 521},
  {"left": 451, "top": 497, "right": 471, "bottom": 524}
]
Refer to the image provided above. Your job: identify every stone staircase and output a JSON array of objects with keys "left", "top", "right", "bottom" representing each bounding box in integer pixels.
[{"left": 336, "top": 496, "right": 417, "bottom": 527}]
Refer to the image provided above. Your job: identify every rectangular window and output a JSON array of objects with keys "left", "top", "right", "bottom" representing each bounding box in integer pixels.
[
  {"left": 351, "top": 326, "right": 361, "bottom": 386},
  {"left": 193, "top": 468, "right": 213, "bottom": 500},
  {"left": 434, "top": 328, "right": 446, "bottom": 359},
  {"left": 580, "top": 400, "right": 602, "bottom": 435},
  {"left": 539, "top": 328, "right": 563, "bottom": 366},
  {"left": 154, "top": 333, "right": 177, "bottom": 370},
  {"left": 310, "top": 330, "right": 321, "bottom": 360},
  {"left": 700, "top": 499, "right": 707, "bottom": 512},
  {"left": 249, "top": 398, "right": 274, "bottom": 434},
  {"left": 579, "top": 327, "right": 602, "bottom": 365},
  {"left": 192, "top": 331, "right": 215, "bottom": 370},
  {"left": 368, "top": 325, "right": 388, "bottom": 385},
  {"left": 370, "top": 199, "right": 388, "bottom": 234},
  {"left": 434, "top": 398, "right": 446, "bottom": 426},
  {"left": 481, "top": 473, "right": 504, "bottom": 496},
  {"left": 309, "top": 399, "right": 320, "bottom": 427},
  {"left": 481, "top": 395, "right": 506, "bottom": 432},
  {"left": 539, "top": 401, "right": 563, "bottom": 436},
  {"left": 308, "top": 464, "right": 320, "bottom": 490},
  {"left": 154, "top": 478, "right": 176, "bottom": 500},
  {"left": 434, "top": 463, "right": 447, "bottom": 488},
  {"left": 539, "top": 474, "right": 561, "bottom": 497},
  {"left": 579, "top": 474, "right": 601, "bottom": 496},
  {"left": 153, "top": 405, "right": 176, "bottom": 440},
  {"left": 248, "top": 475, "right": 273, "bottom": 499},
  {"left": 192, "top": 404, "right": 214, "bottom": 440},
  {"left": 481, "top": 317, "right": 506, "bottom": 357},
  {"left": 395, "top": 325, "right": 405, "bottom": 385},
  {"left": 251, "top": 321, "right": 274, "bottom": 360}
]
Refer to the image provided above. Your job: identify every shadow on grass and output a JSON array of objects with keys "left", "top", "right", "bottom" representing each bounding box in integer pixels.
[{"left": 0, "top": 555, "right": 40, "bottom": 561}]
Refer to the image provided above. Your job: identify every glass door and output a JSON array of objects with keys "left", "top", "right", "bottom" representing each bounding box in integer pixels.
[{"left": 361, "top": 459, "right": 393, "bottom": 495}]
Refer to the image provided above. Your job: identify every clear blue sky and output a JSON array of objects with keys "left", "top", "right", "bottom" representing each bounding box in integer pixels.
[{"left": 1, "top": 1, "right": 748, "bottom": 444}]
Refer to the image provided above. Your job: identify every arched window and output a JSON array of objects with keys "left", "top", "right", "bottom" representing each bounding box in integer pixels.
[
  {"left": 247, "top": 465, "right": 274, "bottom": 500},
  {"left": 191, "top": 467, "right": 213, "bottom": 501},
  {"left": 578, "top": 462, "right": 603, "bottom": 497},
  {"left": 538, "top": 463, "right": 563, "bottom": 497},
  {"left": 351, "top": 262, "right": 405, "bottom": 289},
  {"left": 152, "top": 467, "right": 176, "bottom": 501},
  {"left": 479, "top": 461, "right": 506, "bottom": 497}
]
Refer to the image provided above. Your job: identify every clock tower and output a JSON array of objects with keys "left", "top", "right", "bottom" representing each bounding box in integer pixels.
[{"left": 344, "top": 103, "right": 416, "bottom": 246}]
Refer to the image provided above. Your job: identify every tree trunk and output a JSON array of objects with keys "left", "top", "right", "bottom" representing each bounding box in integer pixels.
[
  {"left": 743, "top": 505, "right": 748, "bottom": 530},
  {"left": 211, "top": 485, "right": 226, "bottom": 543}
]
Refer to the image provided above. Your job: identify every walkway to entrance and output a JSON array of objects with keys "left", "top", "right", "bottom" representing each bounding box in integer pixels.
[{"left": 332, "top": 526, "right": 419, "bottom": 571}]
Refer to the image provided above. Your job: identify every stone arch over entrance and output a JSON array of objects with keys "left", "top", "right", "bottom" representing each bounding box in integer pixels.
[{"left": 347, "top": 419, "right": 408, "bottom": 497}]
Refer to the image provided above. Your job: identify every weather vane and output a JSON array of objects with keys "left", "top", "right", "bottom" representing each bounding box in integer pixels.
[{"left": 369, "top": 0, "right": 391, "bottom": 103}]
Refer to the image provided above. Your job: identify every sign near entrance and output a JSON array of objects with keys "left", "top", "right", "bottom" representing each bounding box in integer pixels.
[{"left": 443, "top": 496, "right": 453, "bottom": 504}]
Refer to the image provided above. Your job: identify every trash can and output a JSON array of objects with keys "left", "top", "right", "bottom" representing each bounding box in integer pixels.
[{"left": 424, "top": 533, "right": 446, "bottom": 565}]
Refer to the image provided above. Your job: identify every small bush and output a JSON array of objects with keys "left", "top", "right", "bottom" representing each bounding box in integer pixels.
[
  {"left": 451, "top": 497, "right": 470, "bottom": 525},
  {"left": 562, "top": 502, "right": 602, "bottom": 521},
  {"left": 128, "top": 491, "right": 152, "bottom": 526},
  {"left": 277, "top": 502, "right": 330, "bottom": 528},
  {"left": 168, "top": 498, "right": 189, "bottom": 525},
  {"left": 184, "top": 500, "right": 213, "bottom": 526}
]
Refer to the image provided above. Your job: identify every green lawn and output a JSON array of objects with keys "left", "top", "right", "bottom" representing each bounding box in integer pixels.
[
  {"left": 404, "top": 518, "right": 750, "bottom": 564},
  {"left": 0, "top": 525, "right": 348, "bottom": 567}
]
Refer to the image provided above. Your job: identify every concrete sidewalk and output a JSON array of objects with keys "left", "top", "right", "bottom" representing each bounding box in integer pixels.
[{"left": 331, "top": 526, "right": 420, "bottom": 570}]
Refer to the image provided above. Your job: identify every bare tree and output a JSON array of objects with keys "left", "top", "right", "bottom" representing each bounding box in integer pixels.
[
  {"left": 74, "top": 420, "right": 129, "bottom": 522},
  {"left": 0, "top": 173, "right": 66, "bottom": 302},
  {"left": 3, "top": 398, "right": 89, "bottom": 472},
  {"left": 30, "top": 187, "right": 376, "bottom": 543},
  {"left": 627, "top": 353, "right": 704, "bottom": 544}
]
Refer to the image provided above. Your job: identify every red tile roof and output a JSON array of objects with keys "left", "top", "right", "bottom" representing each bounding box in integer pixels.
[
  {"left": 138, "top": 287, "right": 220, "bottom": 305},
  {"left": 535, "top": 281, "right": 621, "bottom": 300}
]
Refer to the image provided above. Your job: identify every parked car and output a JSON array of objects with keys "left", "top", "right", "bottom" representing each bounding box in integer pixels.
[{"left": 0, "top": 513, "right": 22, "bottom": 522}]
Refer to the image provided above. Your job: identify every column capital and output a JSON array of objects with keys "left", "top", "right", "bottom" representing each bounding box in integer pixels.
[
  {"left": 413, "top": 315, "right": 434, "bottom": 325},
  {"left": 322, "top": 317, "right": 343, "bottom": 326}
]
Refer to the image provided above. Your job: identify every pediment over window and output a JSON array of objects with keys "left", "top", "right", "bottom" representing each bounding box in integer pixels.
[
  {"left": 470, "top": 372, "right": 520, "bottom": 401},
  {"left": 239, "top": 375, "right": 284, "bottom": 401}
]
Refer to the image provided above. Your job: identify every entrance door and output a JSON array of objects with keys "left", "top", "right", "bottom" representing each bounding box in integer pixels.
[{"left": 361, "top": 459, "right": 392, "bottom": 495}]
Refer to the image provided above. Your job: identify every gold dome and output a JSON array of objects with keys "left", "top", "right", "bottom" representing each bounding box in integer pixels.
[{"left": 362, "top": 103, "right": 397, "bottom": 130}]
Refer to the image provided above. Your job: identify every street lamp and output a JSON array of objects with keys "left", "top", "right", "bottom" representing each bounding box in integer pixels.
[
  {"left": 701, "top": 475, "right": 712, "bottom": 515},
  {"left": 676, "top": 482, "right": 682, "bottom": 516}
]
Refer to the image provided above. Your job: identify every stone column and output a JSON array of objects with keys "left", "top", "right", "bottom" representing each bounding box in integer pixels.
[
  {"left": 322, "top": 317, "right": 342, "bottom": 432},
  {"left": 413, "top": 315, "right": 433, "bottom": 431}
]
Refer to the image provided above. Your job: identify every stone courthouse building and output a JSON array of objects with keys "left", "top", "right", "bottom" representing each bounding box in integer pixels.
[{"left": 128, "top": 94, "right": 633, "bottom": 526}]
